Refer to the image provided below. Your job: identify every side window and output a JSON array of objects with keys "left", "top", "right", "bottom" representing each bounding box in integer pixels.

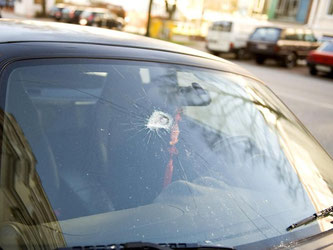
[
  {"left": 304, "top": 33, "right": 316, "bottom": 42},
  {"left": 296, "top": 30, "right": 305, "bottom": 41},
  {"left": 285, "top": 29, "right": 303, "bottom": 41},
  {"left": 284, "top": 29, "right": 311, "bottom": 41},
  {"left": 211, "top": 22, "right": 232, "bottom": 32},
  {"left": 285, "top": 30, "right": 297, "bottom": 40}
]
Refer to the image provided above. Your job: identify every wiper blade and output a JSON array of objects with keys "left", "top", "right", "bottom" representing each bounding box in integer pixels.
[
  {"left": 286, "top": 205, "right": 333, "bottom": 232},
  {"left": 57, "top": 242, "right": 234, "bottom": 250}
]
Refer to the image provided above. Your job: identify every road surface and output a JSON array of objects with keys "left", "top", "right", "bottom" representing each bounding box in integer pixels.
[{"left": 230, "top": 59, "right": 333, "bottom": 158}]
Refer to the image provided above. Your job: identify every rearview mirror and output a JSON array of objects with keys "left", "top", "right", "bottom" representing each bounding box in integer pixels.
[{"left": 178, "top": 82, "right": 211, "bottom": 106}]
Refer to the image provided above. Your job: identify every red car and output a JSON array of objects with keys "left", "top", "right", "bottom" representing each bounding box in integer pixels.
[{"left": 307, "top": 41, "right": 333, "bottom": 76}]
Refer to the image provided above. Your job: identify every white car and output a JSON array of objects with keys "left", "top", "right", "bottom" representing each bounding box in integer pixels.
[{"left": 206, "top": 17, "right": 262, "bottom": 59}]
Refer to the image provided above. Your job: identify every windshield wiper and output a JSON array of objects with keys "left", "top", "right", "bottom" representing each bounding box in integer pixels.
[
  {"left": 57, "top": 242, "right": 234, "bottom": 250},
  {"left": 286, "top": 205, "right": 333, "bottom": 232}
]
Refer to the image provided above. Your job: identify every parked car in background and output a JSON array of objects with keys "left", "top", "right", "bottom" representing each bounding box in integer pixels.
[
  {"left": 49, "top": 4, "right": 125, "bottom": 30},
  {"left": 79, "top": 8, "right": 123, "bottom": 30},
  {"left": 61, "top": 6, "right": 84, "bottom": 24},
  {"left": 206, "top": 17, "right": 261, "bottom": 59},
  {"left": 49, "top": 4, "right": 66, "bottom": 21},
  {"left": 247, "top": 26, "right": 320, "bottom": 68},
  {"left": 79, "top": 8, "right": 108, "bottom": 27},
  {"left": 103, "top": 12, "right": 124, "bottom": 30},
  {"left": 307, "top": 41, "right": 333, "bottom": 76},
  {"left": 0, "top": 19, "right": 333, "bottom": 250}
]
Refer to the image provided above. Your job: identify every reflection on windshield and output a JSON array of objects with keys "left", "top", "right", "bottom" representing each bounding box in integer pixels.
[
  {"left": 0, "top": 109, "right": 65, "bottom": 248},
  {"left": 0, "top": 59, "right": 332, "bottom": 249}
]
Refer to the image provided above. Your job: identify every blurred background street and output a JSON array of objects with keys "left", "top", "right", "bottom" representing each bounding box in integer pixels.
[
  {"left": 187, "top": 41, "right": 333, "bottom": 157},
  {"left": 1, "top": 0, "right": 333, "bottom": 157},
  {"left": 232, "top": 59, "right": 333, "bottom": 157}
]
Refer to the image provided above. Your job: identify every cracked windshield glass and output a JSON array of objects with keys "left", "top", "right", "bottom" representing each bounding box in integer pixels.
[{"left": 1, "top": 58, "right": 332, "bottom": 248}]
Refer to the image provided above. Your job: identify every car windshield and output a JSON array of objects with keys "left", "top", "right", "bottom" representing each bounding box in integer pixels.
[
  {"left": 74, "top": 10, "right": 83, "bottom": 15},
  {"left": 250, "top": 28, "right": 281, "bottom": 42},
  {"left": 1, "top": 59, "right": 332, "bottom": 249},
  {"left": 210, "top": 21, "right": 232, "bottom": 32},
  {"left": 320, "top": 42, "right": 333, "bottom": 52}
]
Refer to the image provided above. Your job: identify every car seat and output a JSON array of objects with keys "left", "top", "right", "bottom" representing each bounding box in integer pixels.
[{"left": 93, "top": 65, "right": 172, "bottom": 210}]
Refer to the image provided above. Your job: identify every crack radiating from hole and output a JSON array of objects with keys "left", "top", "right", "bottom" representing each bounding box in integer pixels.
[{"left": 146, "top": 110, "right": 173, "bottom": 132}]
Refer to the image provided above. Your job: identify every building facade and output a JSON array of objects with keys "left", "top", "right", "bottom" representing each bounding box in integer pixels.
[
  {"left": 248, "top": 0, "right": 333, "bottom": 38},
  {"left": 267, "top": 0, "right": 312, "bottom": 23},
  {"left": 308, "top": 0, "right": 333, "bottom": 38},
  {"left": 14, "top": 0, "right": 54, "bottom": 17},
  {"left": 170, "top": 0, "right": 333, "bottom": 38},
  {"left": 0, "top": 110, "right": 65, "bottom": 248}
]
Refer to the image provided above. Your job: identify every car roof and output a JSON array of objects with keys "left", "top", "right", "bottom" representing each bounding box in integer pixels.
[
  {"left": 255, "top": 26, "right": 314, "bottom": 33},
  {"left": 0, "top": 19, "right": 256, "bottom": 79},
  {"left": 0, "top": 19, "right": 223, "bottom": 60}
]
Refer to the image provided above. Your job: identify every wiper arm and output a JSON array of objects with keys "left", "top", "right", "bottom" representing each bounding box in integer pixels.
[
  {"left": 57, "top": 242, "right": 234, "bottom": 250},
  {"left": 286, "top": 205, "right": 333, "bottom": 232}
]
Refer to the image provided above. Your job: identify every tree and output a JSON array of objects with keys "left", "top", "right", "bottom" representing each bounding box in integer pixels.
[
  {"left": 146, "top": 0, "right": 153, "bottom": 37},
  {"left": 41, "top": 0, "right": 46, "bottom": 17},
  {"left": 164, "top": 0, "right": 177, "bottom": 20},
  {"left": 34, "top": 0, "right": 46, "bottom": 17}
]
